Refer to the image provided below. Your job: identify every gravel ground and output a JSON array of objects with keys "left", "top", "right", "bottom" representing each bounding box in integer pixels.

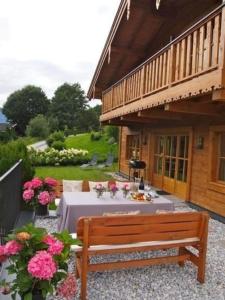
[{"left": 35, "top": 207, "right": 225, "bottom": 300}]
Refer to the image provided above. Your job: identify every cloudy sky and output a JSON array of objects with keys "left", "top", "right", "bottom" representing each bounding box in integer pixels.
[{"left": 0, "top": 0, "right": 121, "bottom": 107}]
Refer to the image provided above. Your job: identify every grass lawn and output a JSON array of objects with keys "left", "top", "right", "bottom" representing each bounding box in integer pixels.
[
  {"left": 65, "top": 133, "right": 118, "bottom": 160},
  {"left": 35, "top": 163, "right": 118, "bottom": 181}
]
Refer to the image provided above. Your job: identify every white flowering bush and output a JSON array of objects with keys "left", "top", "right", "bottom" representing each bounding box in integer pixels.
[{"left": 29, "top": 148, "right": 89, "bottom": 166}]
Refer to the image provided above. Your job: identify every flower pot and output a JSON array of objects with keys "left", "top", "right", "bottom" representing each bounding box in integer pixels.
[
  {"left": 22, "top": 290, "right": 46, "bottom": 300},
  {"left": 35, "top": 204, "right": 48, "bottom": 216}
]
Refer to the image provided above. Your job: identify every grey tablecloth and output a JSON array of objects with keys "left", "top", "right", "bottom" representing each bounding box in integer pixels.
[{"left": 57, "top": 192, "right": 174, "bottom": 233}]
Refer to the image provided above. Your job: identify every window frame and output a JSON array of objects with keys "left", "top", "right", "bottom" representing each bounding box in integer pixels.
[
  {"left": 208, "top": 126, "right": 225, "bottom": 194},
  {"left": 126, "top": 135, "right": 140, "bottom": 160}
]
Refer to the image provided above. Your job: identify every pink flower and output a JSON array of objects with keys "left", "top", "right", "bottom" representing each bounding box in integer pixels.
[
  {"left": 43, "top": 235, "right": 64, "bottom": 255},
  {"left": 38, "top": 191, "right": 51, "bottom": 205},
  {"left": 28, "top": 250, "right": 57, "bottom": 280},
  {"left": 48, "top": 240, "right": 64, "bottom": 255},
  {"left": 31, "top": 177, "right": 43, "bottom": 189},
  {"left": 4, "top": 240, "right": 23, "bottom": 256},
  {"left": 44, "top": 177, "right": 57, "bottom": 187},
  {"left": 123, "top": 184, "right": 130, "bottom": 191},
  {"left": 23, "top": 189, "right": 34, "bottom": 202},
  {"left": 96, "top": 184, "right": 103, "bottom": 190},
  {"left": 57, "top": 273, "right": 77, "bottom": 299},
  {"left": 0, "top": 245, "right": 7, "bottom": 263},
  {"left": 43, "top": 234, "right": 56, "bottom": 244},
  {"left": 23, "top": 181, "right": 33, "bottom": 189},
  {"left": 109, "top": 184, "right": 118, "bottom": 193}
]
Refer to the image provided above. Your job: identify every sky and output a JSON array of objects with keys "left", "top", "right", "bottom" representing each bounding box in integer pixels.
[{"left": 0, "top": 0, "right": 121, "bottom": 107}]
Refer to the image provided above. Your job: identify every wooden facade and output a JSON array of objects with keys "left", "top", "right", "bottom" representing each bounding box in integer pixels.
[{"left": 88, "top": 0, "right": 225, "bottom": 217}]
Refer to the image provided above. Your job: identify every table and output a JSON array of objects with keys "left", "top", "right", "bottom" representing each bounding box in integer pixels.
[{"left": 57, "top": 192, "right": 175, "bottom": 233}]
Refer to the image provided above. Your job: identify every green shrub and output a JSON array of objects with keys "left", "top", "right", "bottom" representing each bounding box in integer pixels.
[
  {"left": 0, "top": 140, "right": 34, "bottom": 181},
  {"left": 104, "top": 125, "right": 119, "bottom": 142},
  {"left": 108, "top": 137, "right": 116, "bottom": 145},
  {"left": 29, "top": 148, "right": 89, "bottom": 166},
  {"left": 47, "top": 131, "right": 65, "bottom": 147},
  {"left": 51, "top": 141, "right": 65, "bottom": 150},
  {"left": 90, "top": 131, "right": 102, "bottom": 141},
  {"left": 26, "top": 114, "right": 49, "bottom": 139}
]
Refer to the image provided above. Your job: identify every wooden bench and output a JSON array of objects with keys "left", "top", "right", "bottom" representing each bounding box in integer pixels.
[{"left": 75, "top": 211, "right": 209, "bottom": 300}]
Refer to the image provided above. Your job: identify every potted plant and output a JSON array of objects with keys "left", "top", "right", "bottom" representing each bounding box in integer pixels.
[
  {"left": 23, "top": 177, "right": 58, "bottom": 216},
  {"left": 0, "top": 223, "right": 79, "bottom": 299}
]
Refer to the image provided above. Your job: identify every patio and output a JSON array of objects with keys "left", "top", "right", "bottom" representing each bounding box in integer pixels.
[{"left": 33, "top": 195, "right": 225, "bottom": 300}]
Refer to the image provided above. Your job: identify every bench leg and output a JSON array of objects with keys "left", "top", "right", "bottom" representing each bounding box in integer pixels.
[
  {"left": 178, "top": 247, "right": 185, "bottom": 267},
  {"left": 81, "top": 256, "right": 88, "bottom": 300},
  {"left": 197, "top": 246, "right": 207, "bottom": 284}
]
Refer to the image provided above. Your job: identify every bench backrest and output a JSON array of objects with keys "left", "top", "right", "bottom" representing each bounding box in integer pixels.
[{"left": 76, "top": 212, "right": 209, "bottom": 246}]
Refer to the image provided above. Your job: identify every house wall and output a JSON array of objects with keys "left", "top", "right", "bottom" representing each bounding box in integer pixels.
[{"left": 119, "top": 123, "right": 225, "bottom": 217}]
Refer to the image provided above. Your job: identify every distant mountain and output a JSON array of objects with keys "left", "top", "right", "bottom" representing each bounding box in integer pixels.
[{"left": 0, "top": 109, "right": 7, "bottom": 123}]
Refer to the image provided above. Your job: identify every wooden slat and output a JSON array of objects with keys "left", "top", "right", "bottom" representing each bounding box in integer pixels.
[
  {"left": 152, "top": 60, "right": 156, "bottom": 90},
  {"left": 88, "top": 254, "right": 190, "bottom": 272},
  {"left": 90, "top": 221, "right": 200, "bottom": 236},
  {"left": 198, "top": 25, "right": 205, "bottom": 72},
  {"left": 180, "top": 39, "right": 186, "bottom": 79},
  {"left": 158, "top": 54, "right": 163, "bottom": 88},
  {"left": 155, "top": 57, "right": 159, "bottom": 90},
  {"left": 148, "top": 62, "right": 153, "bottom": 92},
  {"left": 89, "top": 230, "right": 199, "bottom": 245},
  {"left": 204, "top": 21, "right": 212, "bottom": 69},
  {"left": 212, "top": 14, "right": 220, "bottom": 66},
  {"left": 185, "top": 35, "right": 192, "bottom": 77},
  {"left": 192, "top": 30, "right": 198, "bottom": 74},
  {"left": 175, "top": 42, "right": 181, "bottom": 81},
  {"left": 163, "top": 51, "right": 168, "bottom": 86}
]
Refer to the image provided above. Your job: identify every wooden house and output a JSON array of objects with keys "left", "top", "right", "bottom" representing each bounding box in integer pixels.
[{"left": 88, "top": 0, "right": 225, "bottom": 216}]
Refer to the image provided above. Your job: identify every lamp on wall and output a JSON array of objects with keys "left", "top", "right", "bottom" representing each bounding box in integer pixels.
[
  {"left": 156, "top": 0, "right": 161, "bottom": 10},
  {"left": 196, "top": 136, "right": 204, "bottom": 149}
]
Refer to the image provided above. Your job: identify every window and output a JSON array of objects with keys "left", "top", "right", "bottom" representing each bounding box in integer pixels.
[
  {"left": 218, "top": 133, "right": 225, "bottom": 182},
  {"left": 209, "top": 128, "right": 225, "bottom": 192},
  {"left": 126, "top": 135, "right": 140, "bottom": 159}
]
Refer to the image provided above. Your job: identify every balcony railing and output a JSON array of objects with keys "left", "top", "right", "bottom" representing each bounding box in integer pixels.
[{"left": 102, "top": 6, "right": 222, "bottom": 114}]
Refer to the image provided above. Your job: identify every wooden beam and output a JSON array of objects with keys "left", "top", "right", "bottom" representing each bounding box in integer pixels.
[
  {"left": 212, "top": 89, "right": 225, "bottom": 102},
  {"left": 137, "top": 110, "right": 182, "bottom": 120},
  {"left": 164, "top": 102, "right": 220, "bottom": 116},
  {"left": 120, "top": 116, "right": 158, "bottom": 124}
]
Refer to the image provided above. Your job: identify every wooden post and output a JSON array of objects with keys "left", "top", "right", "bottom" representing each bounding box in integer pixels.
[
  {"left": 81, "top": 219, "right": 89, "bottom": 300},
  {"left": 218, "top": 7, "right": 225, "bottom": 85},
  {"left": 140, "top": 66, "right": 145, "bottom": 99}
]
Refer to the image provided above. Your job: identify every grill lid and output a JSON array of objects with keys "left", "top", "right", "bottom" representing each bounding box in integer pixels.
[{"left": 129, "top": 160, "right": 146, "bottom": 169}]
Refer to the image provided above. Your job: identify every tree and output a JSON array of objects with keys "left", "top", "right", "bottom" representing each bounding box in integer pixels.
[
  {"left": 3, "top": 85, "right": 49, "bottom": 135},
  {"left": 26, "top": 114, "right": 50, "bottom": 139},
  {"left": 50, "top": 83, "right": 88, "bottom": 130},
  {"left": 77, "top": 107, "right": 100, "bottom": 132}
]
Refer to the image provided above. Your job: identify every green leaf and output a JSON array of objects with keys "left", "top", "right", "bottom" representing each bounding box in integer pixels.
[{"left": 24, "top": 292, "right": 32, "bottom": 300}]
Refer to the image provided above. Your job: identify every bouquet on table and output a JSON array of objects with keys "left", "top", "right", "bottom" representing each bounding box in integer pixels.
[
  {"left": 109, "top": 183, "right": 119, "bottom": 198},
  {"left": 93, "top": 183, "right": 106, "bottom": 198},
  {"left": 121, "top": 183, "right": 131, "bottom": 198},
  {"left": 22, "top": 177, "right": 58, "bottom": 216},
  {"left": 0, "top": 223, "right": 79, "bottom": 300}
]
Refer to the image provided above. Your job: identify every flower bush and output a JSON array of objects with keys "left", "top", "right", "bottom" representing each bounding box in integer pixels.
[
  {"left": 23, "top": 177, "right": 57, "bottom": 209},
  {"left": 0, "top": 223, "right": 79, "bottom": 299},
  {"left": 28, "top": 147, "right": 89, "bottom": 166}
]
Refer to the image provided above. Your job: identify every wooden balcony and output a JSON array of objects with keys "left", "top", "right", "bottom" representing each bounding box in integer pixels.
[{"left": 101, "top": 5, "right": 225, "bottom": 121}]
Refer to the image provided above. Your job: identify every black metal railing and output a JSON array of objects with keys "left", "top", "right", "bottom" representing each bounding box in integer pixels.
[{"left": 0, "top": 160, "right": 22, "bottom": 245}]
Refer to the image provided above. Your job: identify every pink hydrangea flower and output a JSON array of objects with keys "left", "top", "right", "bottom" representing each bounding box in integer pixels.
[
  {"left": 96, "top": 184, "right": 103, "bottom": 190},
  {"left": 31, "top": 177, "right": 43, "bottom": 189},
  {"left": 43, "top": 235, "right": 64, "bottom": 255},
  {"left": 48, "top": 240, "right": 64, "bottom": 255},
  {"left": 109, "top": 184, "right": 118, "bottom": 193},
  {"left": 44, "top": 177, "right": 57, "bottom": 187},
  {"left": 23, "top": 189, "right": 34, "bottom": 202},
  {"left": 57, "top": 273, "right": 77, "bottom": 299},
  {"left": 4, "top": 240, "right": 23, "bottom": 255},
  {"left": 28, "top": 250, "right": 57, "bottom": 280},
  {"left": 123, "top": 183, "right": 130, "bottom": 191},
  {"left": 23, "top": 181, "right": 33, "bottom": 189},
  {"left": 43, "top": 234, "right": 56, "bottom": 244},
  {"left": 0, "top": 245, "right": 7, "bottom": 263},
  {"left": 38, "top": 191, "right": 51, "bottom": 205}
]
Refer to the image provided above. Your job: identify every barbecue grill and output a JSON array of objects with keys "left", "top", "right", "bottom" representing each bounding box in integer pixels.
[{"left": 128, "top": 159, "right": 146, "bottom": 181}]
